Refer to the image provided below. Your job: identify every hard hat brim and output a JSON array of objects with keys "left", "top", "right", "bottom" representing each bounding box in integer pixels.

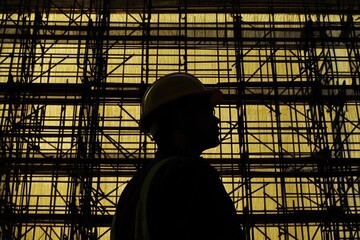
[{"left": 208, "top": 88, "right": 222, "bottom": 106}]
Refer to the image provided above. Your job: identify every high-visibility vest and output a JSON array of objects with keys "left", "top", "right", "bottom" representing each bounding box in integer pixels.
[{"left": 111, "top": 157, "right": 174, "bottom": 240}]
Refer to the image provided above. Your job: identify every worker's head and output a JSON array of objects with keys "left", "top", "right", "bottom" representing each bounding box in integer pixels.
[{"left": 140, "top": 72, "right": 222, "bottom": 155}]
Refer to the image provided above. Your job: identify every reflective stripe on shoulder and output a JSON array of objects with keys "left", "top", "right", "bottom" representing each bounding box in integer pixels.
[{"left": 135, "top": 157, "right": 176, "bottom": 240}]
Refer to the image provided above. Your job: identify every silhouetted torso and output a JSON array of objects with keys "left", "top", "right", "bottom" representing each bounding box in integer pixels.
[{"left": 112, "top": 155, "right": 244, "bottom": 240}]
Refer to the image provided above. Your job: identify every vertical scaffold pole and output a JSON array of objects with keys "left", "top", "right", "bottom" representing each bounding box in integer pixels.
[{"left": 232, "top": 4, "right": 251, "bottom": 239}]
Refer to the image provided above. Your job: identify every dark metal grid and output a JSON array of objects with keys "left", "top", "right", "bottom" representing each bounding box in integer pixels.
[{"left": 0, "top": 1, "right": 360, "bottom": 239}]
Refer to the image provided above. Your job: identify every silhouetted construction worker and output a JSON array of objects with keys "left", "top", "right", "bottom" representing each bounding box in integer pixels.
[{"left": 111, "top": 72, "right": 244, "bottom": 240}]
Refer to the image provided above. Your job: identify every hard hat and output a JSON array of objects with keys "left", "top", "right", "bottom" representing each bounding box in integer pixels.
[{"left": 139, "top": 72, "right": 222, "bottom": 133}]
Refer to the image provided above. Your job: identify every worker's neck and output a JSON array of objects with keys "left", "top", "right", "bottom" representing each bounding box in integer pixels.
[
  {"left": 156, "top": 145, "right": 202, "bottom": 159},
  {"left": 155, "top": 130, "right": 205, "bottom": 159}
]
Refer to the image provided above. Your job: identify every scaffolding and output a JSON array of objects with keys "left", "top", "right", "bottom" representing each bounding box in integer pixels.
[{"left": 0, "top": 0, "right": 360, "bottom": 239}]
